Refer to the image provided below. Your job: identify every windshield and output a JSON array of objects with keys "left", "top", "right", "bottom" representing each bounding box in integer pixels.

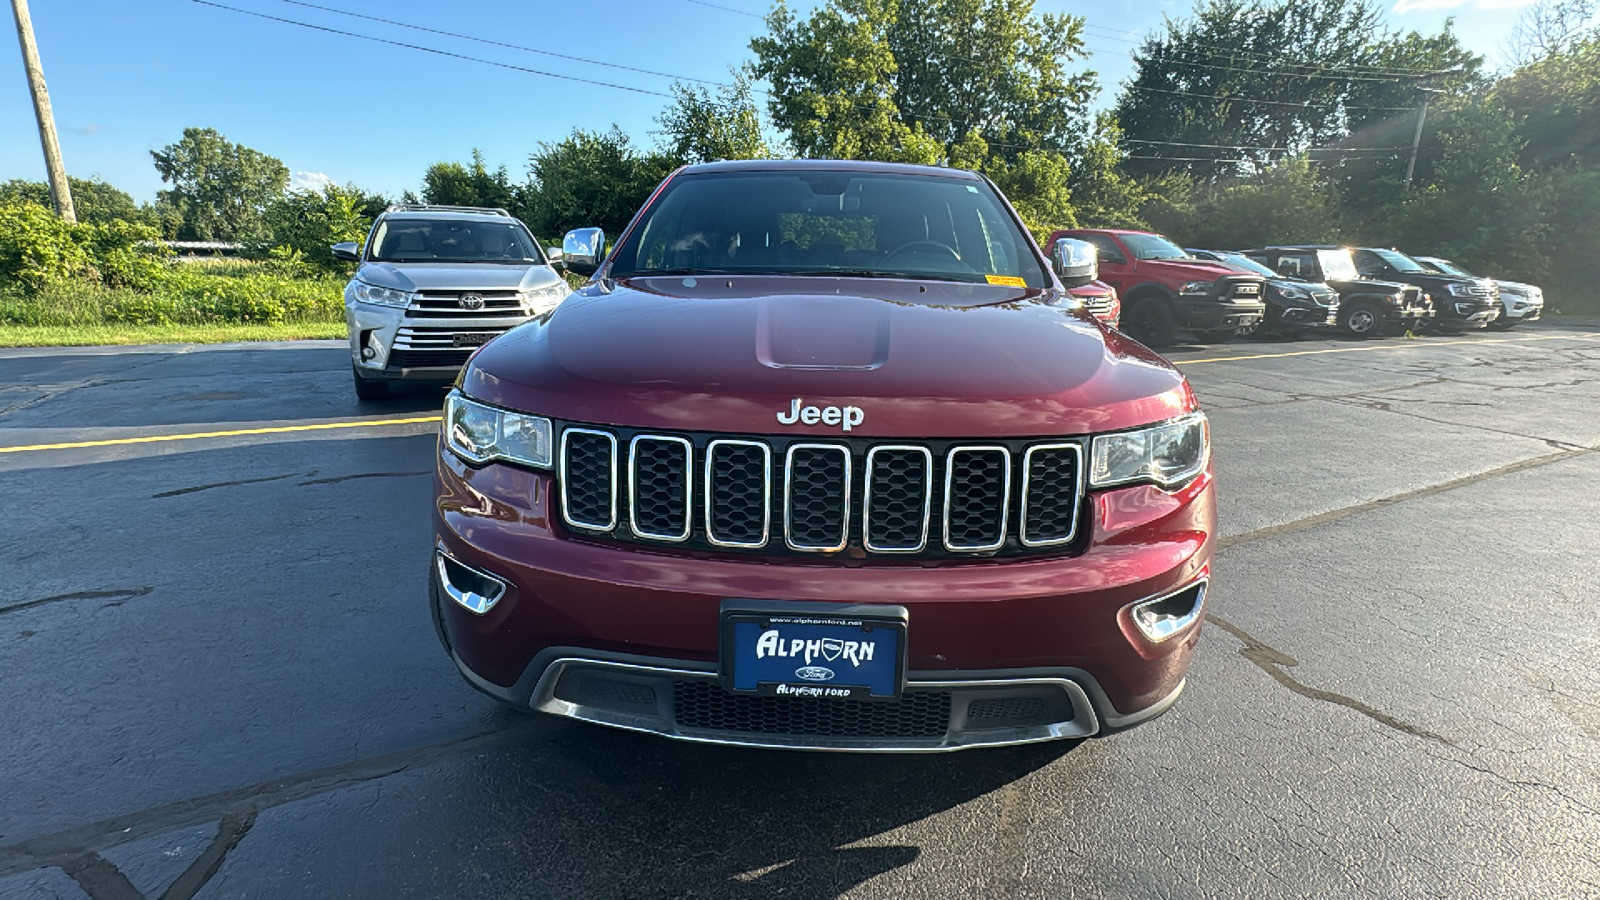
[
  {"left": 1214, "top": 252, "right": 1279, "bottom": 278},
  {"left": 607, "top": 170, "right": 1049, "bottom": 287},
  {"left": 1425, "top": 258, "right": 1474, "bottom": 277},
  {"left": 1317, "top": 249, "right": 1360, "bottom": 281},
  {"left": 1120, "top": 233, "right": 1190, "bottom": 261},
  {"left": 1369, "top": 248, "right": 1429, "bottom": 273},
  {"left": 369, "top": 218, "right": 544, "bottom": 264}
]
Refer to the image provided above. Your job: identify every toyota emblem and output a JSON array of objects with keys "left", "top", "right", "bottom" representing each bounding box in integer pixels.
[{"left": 458, "top": 293, "right": 486, "bottom": 311}]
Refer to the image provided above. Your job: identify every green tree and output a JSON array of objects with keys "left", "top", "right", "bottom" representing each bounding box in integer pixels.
[
  {"left": 656, "top": 72, "right": 771, "bottom": 164},
  {"left": 150, "top": 127, "right": 288, "bottom": 244},
  {"left": 0, "top": 177, "right": 141, "bottom": 224},
  {"left": 520, "top": 127, "right": 674, "bottom": 240},
  {"left": 421, "top": 149, "right": 516, "bottom": 210},
  {"left": 750, "top": 0, "right": 1098, "bottom": 230},
  {"left": 1115, "top": 0, "right": 1479, "bottom": 177},
  {"left": 1144, "top": 156, "right": 1343, "bottom": 250},
  {"left": 268, "top": 183, "right": 377, "bottom": 271}
]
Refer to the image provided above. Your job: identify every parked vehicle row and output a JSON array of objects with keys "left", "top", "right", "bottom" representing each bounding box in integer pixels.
[{"left": 1044, "top": 229, "right": 1544, "bottom": 347}]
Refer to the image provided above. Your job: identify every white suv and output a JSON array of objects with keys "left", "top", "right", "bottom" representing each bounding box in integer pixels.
[{"left": 333, "top": 205, "right": 570, "bottom": 400}]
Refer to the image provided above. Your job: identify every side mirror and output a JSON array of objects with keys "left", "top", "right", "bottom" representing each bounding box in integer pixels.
[
  {"left": 562, "top": 228, "right": 606, "bottom": 277},
  {"left": 330, "top": 241, "right": 361, "bottom": 262},
  {"left": 545, "top": 246, "right": 564, "bottom": 268},
  {"left": 1052, "top": 238, "right": 1098, "bottom": 289}
]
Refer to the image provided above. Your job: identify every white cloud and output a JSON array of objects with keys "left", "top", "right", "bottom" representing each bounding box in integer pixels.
[
  {"left": 290, "top": 171, "right": 334, "bottom": 192},
  {"left": 1392, "top": 0, "right": 1533, "bottom": 13}
]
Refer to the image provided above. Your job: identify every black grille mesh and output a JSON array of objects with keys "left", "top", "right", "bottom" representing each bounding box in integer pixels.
[
  {"left": 563, "top": 432, "right": 614, "bottom": 529},
  {"left": 866, "top": 449, "right": 930, "bottom": 551},
  {"left": 387, "top": 349, "right": 474, "bottom": 369},
  {"left": 673, "top": 681, "right": 951, "bottom": 738},
  {"left": 967, "top": 696, "right": 1050, "bottom": 723},
  {"left": 707, "top": 442, "right": 768, "bottom": 546},
  {"left": 945, "top": 450, "right": 1008, "bottom": 548},
  {"left": 630, "top": 438, "right": 690, "bottom": 538},
  {"left": 786, "top": 447, "right": 848, "bottom": 549},
  {"left": 1023, "top": 447, "right": 1080, "bottom": 545}
]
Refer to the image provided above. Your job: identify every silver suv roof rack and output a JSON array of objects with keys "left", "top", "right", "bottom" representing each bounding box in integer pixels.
[{"left": 384, "top": 204, "right": 512, "bottom": 217}]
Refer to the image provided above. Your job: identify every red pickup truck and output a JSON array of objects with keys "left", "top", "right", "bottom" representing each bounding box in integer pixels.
[{"left": 1047, "top": 229, "right": 1266, "bottom": 346}]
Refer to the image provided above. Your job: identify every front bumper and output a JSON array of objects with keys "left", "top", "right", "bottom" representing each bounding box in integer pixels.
[
  {"left": 1175, "top": 297, "right": 1267, "bottom": 331},
  {"left": 431, "top": 441, "right": 1215, "bottom": 751},
  {"left": 1502, "top": 298, "right": 1544, "bottom": 322},
  {"left": 346, "top": 299, "right": 533, "bottom": 382},
  {"left": 1274, "top": 302, "right": 1339, "bottom": 329}
]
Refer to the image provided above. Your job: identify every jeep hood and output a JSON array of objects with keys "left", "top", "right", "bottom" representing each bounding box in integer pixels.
[
  {"left": 462, "top": 276, "right": 1194, "bottom": 438},
  {"left": 354, "top": 261, "right": 563, "bottom": 293}
]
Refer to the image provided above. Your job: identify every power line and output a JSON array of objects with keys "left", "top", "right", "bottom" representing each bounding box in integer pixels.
[
  {"left": 188, "top": 0, "right": 673, "bottom": 97},
  {"left": 276, "top": 0, "right": 728, "bottom": 86},
  {"left": 1121, "top": 137, "right": 1407, "bottom": 152},
  {"left": 1124, "top": 84, "right": 1414, "bottom": 113},
  {"left": 1079, "top": 22, "right": 1462, "bottom": 78},
  {"left": 682, "top": 0, "right": 764, "bottom": 19},
  {"left": 1124, "top": 153, "right": 1400, "bottom": 164}
]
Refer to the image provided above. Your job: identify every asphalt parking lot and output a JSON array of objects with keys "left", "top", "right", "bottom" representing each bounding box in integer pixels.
[{"left": 2, "top": 323, "right": 1599, "bottom": 899}]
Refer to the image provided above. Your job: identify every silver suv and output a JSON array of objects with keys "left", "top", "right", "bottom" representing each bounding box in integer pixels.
[{"left": 332, "top": 205, "right": 570, "bottom": 400}]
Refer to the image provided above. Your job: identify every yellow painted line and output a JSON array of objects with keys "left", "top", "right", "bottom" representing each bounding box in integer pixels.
[
  {"left": 0, "top": 416, "right": 442, "bottom": 454},
  {"left": 1175, "top": 332, "right": 1599, "bottom": 365}
]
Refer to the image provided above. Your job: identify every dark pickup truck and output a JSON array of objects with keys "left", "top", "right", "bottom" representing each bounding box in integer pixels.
[
  {"left": 1047, "top": 229, "right": 1265, "bottom": 347},
  {"left": 1242, "top": 246, "right": 1433, "bottom": 338},
  {"left": 1349, "top": 248, "right": 1499, "bottom": 332}
]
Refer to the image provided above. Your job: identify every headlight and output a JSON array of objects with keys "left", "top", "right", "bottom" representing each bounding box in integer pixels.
[
  {"left": 1446, "top": 283, "right": 1470, "bottom": 297},
  {"left": 354, "top": 281, "right": 417, "bottom": 308},
  {"left": 1179, "top": 281, "right": 1210, "bottom": 296},
  {"left": 444, "top": 391, "right": 553, "bottom": 468},
  {"left": 1278, "top": 286, "right": 1310, "bottom": 300},
  {"left": 1090, "top": 413, "right": 1209, "bottom": 489},
  {"left": 518, "top": 282, "right": 571, "bottom": 311}
]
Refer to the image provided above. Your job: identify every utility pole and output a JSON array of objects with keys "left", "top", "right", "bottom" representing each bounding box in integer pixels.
[
  {"left": 1404, "top": 87, "right": 1444, "bottom": 194},
  {"left": 9, "top": 0, "right": 74, "bottom": 222}
]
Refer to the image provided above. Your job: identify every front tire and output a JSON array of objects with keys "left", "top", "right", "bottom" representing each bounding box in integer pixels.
[
  {"left": 1339, "top": 304, "right": 1383, "bottom": 338},
  {"left": 1124, "top": 296, "right": 1179, "bottom": 347},
  {"left": 353, "top": 364, "right": 391, "bottom": 401}
]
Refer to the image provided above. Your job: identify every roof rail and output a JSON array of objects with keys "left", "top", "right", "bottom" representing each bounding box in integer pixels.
[{"left": 383, "top": 204, "right": 513, "bottom": 217}]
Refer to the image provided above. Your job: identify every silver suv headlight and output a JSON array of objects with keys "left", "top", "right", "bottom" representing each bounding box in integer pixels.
[
  {"left": 444, "top": 391, "right": 553, "bottom": 468},
  {"left": 354, "top": 282, "right": 418, "bottom": 308},
  {"left": 1090, "top": 413, "right": 1209, "bottom": 489}
]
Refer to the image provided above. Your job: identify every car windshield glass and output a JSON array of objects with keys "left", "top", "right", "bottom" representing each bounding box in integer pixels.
[
  {"left": 607, "top": 170, "right": 1049, "bottom": 287},
  {"left": 1370, "top": 248, "right": 1429, "bottom": 273},
  {"left": 1427, "top": 258, "right": 1473, "bottom": 277},
  {"left": 1117, "top": 233, "right": 1189, "bottom": 261},
  {"left": 1215, "top": 253, "right": 1279, "bottom": 278},
  {"left": 1317, "top": 249, "right": 1360, "bottom": 281},
  {"left": 369, "top": 219, "right": 543, "bottom": 264}
]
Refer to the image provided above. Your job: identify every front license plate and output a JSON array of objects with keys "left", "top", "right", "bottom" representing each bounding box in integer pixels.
[
  {"left": 720, "top": 602, "right": 908, "bottom": 700},
  {"left": 452, "top": 333, "right": 495, "bottom": 348}
]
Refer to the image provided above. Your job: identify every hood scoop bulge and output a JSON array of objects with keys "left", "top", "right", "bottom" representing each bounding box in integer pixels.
[{"left": 755, "top": 295, "right": 891, "bottom": 371}]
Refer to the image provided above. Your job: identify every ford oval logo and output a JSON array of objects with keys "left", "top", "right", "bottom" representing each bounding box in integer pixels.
[{"left": 795, "top": 666, "right": 835, "bottom": 682}]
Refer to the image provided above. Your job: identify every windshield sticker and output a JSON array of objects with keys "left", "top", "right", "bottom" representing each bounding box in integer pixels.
[{"left": 985, "top": 275, "right": 1026, "bottom": 287}]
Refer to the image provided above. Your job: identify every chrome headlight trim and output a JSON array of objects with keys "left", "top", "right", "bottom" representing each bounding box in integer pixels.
[
  {"left": 353, "top": 281, "right": 417, "bottom": 308},
  {"left": 443, "top": 391, "right": 554, "bottom": 469},
  {"left": 1089, "top": 412, "right": 1210, "bottom": 490}
]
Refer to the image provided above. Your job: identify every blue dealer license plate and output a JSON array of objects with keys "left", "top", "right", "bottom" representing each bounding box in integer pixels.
[{"left": 720, "top": 602, "right": 908, "bottom": 701}]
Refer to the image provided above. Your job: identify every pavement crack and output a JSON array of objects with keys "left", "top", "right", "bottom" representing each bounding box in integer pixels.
[
  {"left": 0, "top": 587, "right": 153, "bottom": 618},
  {"left": 152, "top": 473, "right": 301, "bottom": 498},
  {"left": 58, "top": 852, "right": 144, "bottom": 900},
  {"left": 1417, "top": 749, "right": 1600, "bottom": 820},
  {"left": 297, "top": 470, "right": 430, "bottom": 487},
  {"left": 0, "top": 722, "right": 538, "bottom": 878},
  {"left": 1218, "top": 444, "right": 1597, "bottom": 550},
  {"left": 158, "top": 807, "right": 258, "bottom": 900},
  {"left": 1205, "top": 613, "right": 1456, "bottom": 747}
]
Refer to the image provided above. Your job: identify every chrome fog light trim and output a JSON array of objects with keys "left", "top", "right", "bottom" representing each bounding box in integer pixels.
[
  {"left": 435, "top": 551, "right": 508, "bottom": 615},
  {"left": 1128, "top": 576, "right": 1208, "bottom": 643}
]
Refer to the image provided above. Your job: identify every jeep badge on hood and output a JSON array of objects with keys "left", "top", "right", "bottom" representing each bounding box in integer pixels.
[{"left": 776, "top": 398, "right": 865, "bottom": 431}]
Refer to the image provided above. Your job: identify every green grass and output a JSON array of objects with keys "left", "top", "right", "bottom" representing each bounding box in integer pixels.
[{"left": 0, "top": 321, "right": 346, "bottom": 347}]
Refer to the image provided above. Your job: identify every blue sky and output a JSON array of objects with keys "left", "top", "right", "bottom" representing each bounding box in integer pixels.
[{"left": 1, "top": 0, "right": 1532, "bottom": 203}]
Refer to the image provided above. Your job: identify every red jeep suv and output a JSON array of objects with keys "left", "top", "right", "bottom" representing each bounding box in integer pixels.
[{"left": 432, "top": 160, "right": 1215, "bottom": 751}]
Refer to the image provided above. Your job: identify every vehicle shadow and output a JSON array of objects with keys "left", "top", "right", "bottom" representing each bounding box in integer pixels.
[{"left": 465, "top": 718, "right": 1081, "bottom": 899}]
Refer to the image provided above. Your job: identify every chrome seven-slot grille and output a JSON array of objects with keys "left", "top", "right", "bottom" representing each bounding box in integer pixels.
[{"left": 556, "top": 425, "right": 1084, "bottom": 558}]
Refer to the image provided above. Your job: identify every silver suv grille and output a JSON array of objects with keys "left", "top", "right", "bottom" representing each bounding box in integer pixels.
[
  {"left": 408, "top": 291, "right": 526, "bottom": 318},
  {"left": 556, "top": 426, "right": 1085, "bottom": 558}
]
